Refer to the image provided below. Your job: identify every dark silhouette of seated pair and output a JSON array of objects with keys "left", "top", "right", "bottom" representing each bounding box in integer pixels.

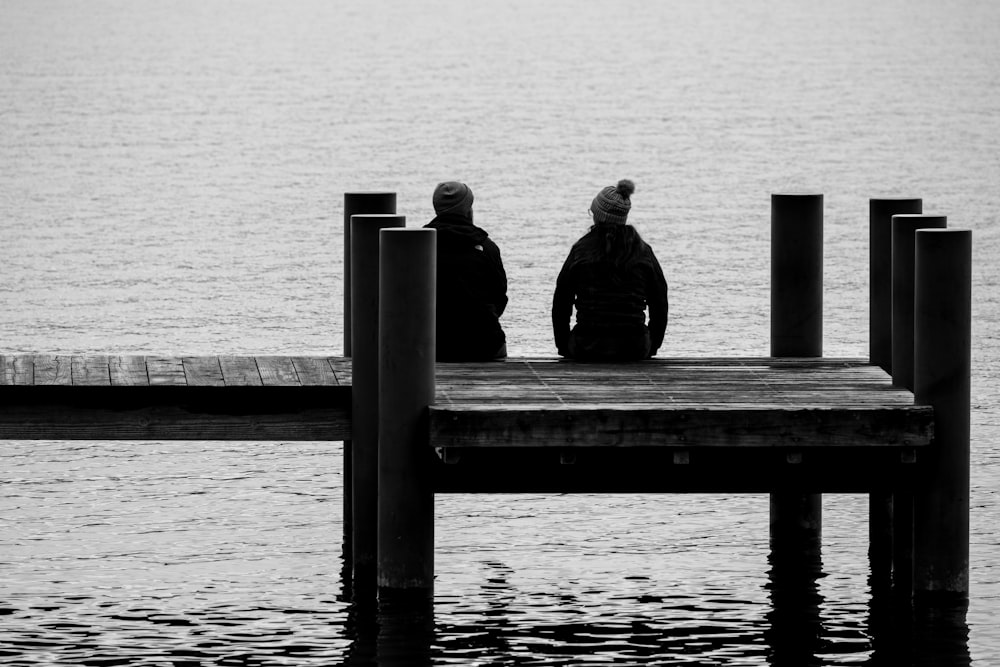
[{"left": 426, "top": 179, "right": 669, "bottom": 362}]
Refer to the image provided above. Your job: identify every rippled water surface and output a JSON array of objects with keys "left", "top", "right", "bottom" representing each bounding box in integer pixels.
[{"left": 2, "top": 0, "right": 999, "bottom": 664}]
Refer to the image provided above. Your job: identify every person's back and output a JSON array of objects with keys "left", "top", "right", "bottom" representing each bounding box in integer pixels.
[
  {"left": 552, "top": 180, "right": 668, "bottom": 361},
  {"left": 424, "top": 182, "right": 508, "bottom": 361}
]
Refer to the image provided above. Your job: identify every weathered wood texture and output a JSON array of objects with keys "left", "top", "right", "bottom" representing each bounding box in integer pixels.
[
  {"left": 0, "top": 355, "right": 350, "bottom": 440},
  {"left": 0, "top": 356, "right": 930, "bottom": 452},
  {"left": 431, "top": 358, "right": 933, "bottom": 449}
]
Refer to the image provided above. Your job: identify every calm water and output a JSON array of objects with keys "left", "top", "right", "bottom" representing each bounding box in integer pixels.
[{"left": 2, "top": 0, "right": 999, "bottom": 664}]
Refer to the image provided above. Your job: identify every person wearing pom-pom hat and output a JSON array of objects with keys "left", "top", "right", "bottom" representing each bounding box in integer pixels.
[
  {"left": 424, "top": 181, "right": 508, "bottom": 361},
  {"left": 551, "top": 179, "right": 668, "bottom": 361}
]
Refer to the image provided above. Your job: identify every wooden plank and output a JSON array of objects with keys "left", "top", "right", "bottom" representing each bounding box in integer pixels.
[
  {"left": 330, "top": 357, "right": 352, "bottom": 385},
  {"left": 219, "top": 356, "right": 262, "bottom": 386},
  {"left": 33, "top": 355, "right": 72, "bottom": 386},
  {"left": 292, "top": 357, "right": 339, "bottom": 386},
  {"left": 147, "top": 357, "right": 187, "bottom": 386},
  {"left": 0, "top": 355, "right": 34, "bottom": 385},
  {"left": 256, "top": 356, "right": 300, "bottom": 386},
  {"left": 110, "top": 356, "right": 148, "bottom": 386},
  {"left": 183, "top": 357, "right": 224, "bottom": 387},
  {"left": 0, "top": 385, "right": 351, "bottom": 441},
  {"left": 72, "top": 356, "right": 110, "bottom": 386},
  {"left": 429, "top": 405, "right": 934, "bottom": 449}
]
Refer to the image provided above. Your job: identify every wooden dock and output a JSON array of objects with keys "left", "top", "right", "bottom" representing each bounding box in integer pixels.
[
  {"left": 0, "top": 354, "right": 930, "bottom": 460},
  {"left": 429, "top": 357, "right": 933, "bottom": 494},
  {"left": 0, "top": 355, "right": 352, "bottom": 441},
  {"left": 0, "top": 193, "right": 972, "bottom": 610}
]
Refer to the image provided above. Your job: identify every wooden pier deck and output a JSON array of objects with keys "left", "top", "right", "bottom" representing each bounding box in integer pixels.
[
  {"left": 0, "top": 355, "right": 931, "bottom": 491},
  {"left": 0, "top": 355, "right": 353, "bottom": 441}
]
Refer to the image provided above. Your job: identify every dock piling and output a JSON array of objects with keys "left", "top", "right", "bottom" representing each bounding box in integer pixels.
[
  {"left": 350, "top": 213, "right": 405, "bottom": 595},
  {"left": 377, "top": 228, "right": 436, "bottom": 595},
  {"left": 769, "top": 193, "right": 824, "bottom": 554},
  {"left": 913, "top": 228, "right": 971, "bottom": 599},
  {"left": 344, "top": 193, "right": 398, "bottom": 356},
  {"left": 890, "top": 214, "right": 948, "bottom": 391},
  {"left": 868, "top": 197, "right": 922, "bottom": 591},
  {"left": 342, "top": 192, "right": 397, "bottom": 596}
]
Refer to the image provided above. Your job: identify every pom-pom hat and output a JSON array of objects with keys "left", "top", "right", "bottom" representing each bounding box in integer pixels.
[
  {"left": 433, "top": 181, "right": 474, "bottom": 215},
  {"left": 591, "top": 179, "right": 635, "bottom": 224}
]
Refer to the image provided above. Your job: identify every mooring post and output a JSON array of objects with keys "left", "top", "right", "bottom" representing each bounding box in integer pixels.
[
  {"left": 889, "top": 213, "right": 947, "bottom": 600},
  {"left": 377, "top": 228, "right": 436, "bottom": 596},
  {"left": 350, "top": 213, "right": 406, "bottom": 595},
  {"left": 868, "top": 197, "right": 922, "bottom": 590},
  {"left": 891, "top": 214, "right": 947, "bottom": 391},
  {"left": 341, "top": 192, "right": 396, "bottom": 595},
  {"left": 913, "top": 228, "right": 971, "bottom": 600},
  {"left": 344, "top": 193, "right": 398, "bottom": 355},
  {"left": 769, "top": 193, "right": 823, "bottom": 553}
]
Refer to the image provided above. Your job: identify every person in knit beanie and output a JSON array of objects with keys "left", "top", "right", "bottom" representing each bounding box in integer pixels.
[
  {"left": 424, "top": 181, "right": 508, "bottom": 361},
  {"left": 552, "top": 179, "right": 669, "bottom": 361}
]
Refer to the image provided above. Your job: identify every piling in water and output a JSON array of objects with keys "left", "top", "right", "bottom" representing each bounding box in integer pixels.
[
  {"left": 350, "top": 213, "right": 405, "bottom": 595},
  {"left": 377, "top": 228, "right": 436, "bottom": 594},
  {"left": 868, "top": 197, "right": 922, "bottom": 591},
  {"left": 769, "top": 193, "right": 823, "bottom": 554},
  {"left": 342, "top": 192, "right": 396, "bottom": 594},
  {"left": 913, "top": 228, "right": 971, "bottom": 599}
]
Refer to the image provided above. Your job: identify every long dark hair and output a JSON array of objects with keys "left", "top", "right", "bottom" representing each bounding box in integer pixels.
[{"left": 574, "top": 222, "right": 646, "bottom": 269}]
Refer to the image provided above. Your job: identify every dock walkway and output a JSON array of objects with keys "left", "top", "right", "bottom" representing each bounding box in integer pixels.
[{"left": 0, "top": 355, "right": 931, "bottom": 485}]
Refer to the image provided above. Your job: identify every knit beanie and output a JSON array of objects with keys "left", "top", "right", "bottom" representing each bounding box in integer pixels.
[
  {"left": 433, "top": 181, "right": 474, "bottom": 215},
  {"left": 590, "top": 179, "right": 635, "bottom": 224}
]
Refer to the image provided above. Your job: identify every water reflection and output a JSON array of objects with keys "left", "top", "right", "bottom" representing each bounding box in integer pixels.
[
  {"left": 867, "top": 594, "right": 971, "bottom": 667},
  {"left": 764, "top": 545, "right": 826, "bottom": 666},
  {"left": 343, "top": 590, "right": 434, "bottom": 667}
]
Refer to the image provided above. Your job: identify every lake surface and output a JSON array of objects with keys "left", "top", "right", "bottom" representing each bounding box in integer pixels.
[{"left": 2, "top": 0, "right": 999, "bottom": 664}]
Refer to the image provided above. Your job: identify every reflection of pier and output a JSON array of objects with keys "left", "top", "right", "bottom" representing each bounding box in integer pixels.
[{"left": 0, "top": 193, "right": 972, "bottom": 663}]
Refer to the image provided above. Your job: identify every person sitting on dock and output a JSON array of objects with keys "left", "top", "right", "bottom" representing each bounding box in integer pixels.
[
  {"left": 552, "top": 179, "right": 668, "bottom": 361},
  {"left": 424, "top": 181, "right": 509, "bottom": 361}
]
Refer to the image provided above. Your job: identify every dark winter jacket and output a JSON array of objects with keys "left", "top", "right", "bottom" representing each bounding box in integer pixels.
[
  {"left": 425, "top": 213, "right": 508, "bottom": 361},
  {"left": 552, "top": 227, "right": 668, "bottom": 361}
]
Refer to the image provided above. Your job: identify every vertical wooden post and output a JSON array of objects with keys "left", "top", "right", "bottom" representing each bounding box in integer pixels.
[
  {"left": 770, "top": 193, "right": 823, "bottom": 552},
  {"left": 890, "top": 214, "right": 947, "bottom": 391},
  {"left": 889, "top": 214, "right": 946, "bottom": 600},
  {"left": 378, "top": 228, "right": 436, "bottom": 595},
  {"left": 350, "top": 213, "right": 405, "bottom": 595},
  {"left": 913, "top": 228, "right": 971, "bottom": 599},
  {"left": 870, "top": 198, "right": 923, "bottom": 372},
  {"left": 868, "top": 197, "right": 922, "bottom": 591},
  {"left": 344, "top": 193, "right": 398, "bottom": 355},
  {"left": 342, "top": 192, "right": 396, "bottom": 595}
]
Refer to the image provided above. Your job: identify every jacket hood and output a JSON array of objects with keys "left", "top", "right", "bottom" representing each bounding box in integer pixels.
[{"left": 426, "top": 213, "right": 490, "bottom": 245}]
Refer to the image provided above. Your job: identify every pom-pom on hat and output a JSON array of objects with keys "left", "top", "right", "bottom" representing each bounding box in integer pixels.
[
  {"left": 433, "top": 181, "right": 474, "bottom": 215},
  {"left": 591, "top": 179, "right": 635, "bottom": 224}
]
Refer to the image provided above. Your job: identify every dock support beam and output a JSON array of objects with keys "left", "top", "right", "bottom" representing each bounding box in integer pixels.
[
  {"left": 350, "top": 213, "right": 405, "bottom": 595},
  {"left": 378, "top": 228, "right": 436, "bottom": 596},
  {"left": 342, "top": 192, "right": 397, "bottom": 598},
  {"left": 913, "top": 229, "right": 971, "bottom": 600},
  {"left": 868, "top": 197, "right": 922, "bottom": 591},
  {"left": 769, "top": 193, "right": 823, "bottom": 554}
]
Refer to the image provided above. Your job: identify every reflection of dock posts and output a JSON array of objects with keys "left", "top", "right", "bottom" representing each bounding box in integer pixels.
[
  {"left": 913, "top": 229, "right": 971, "bottom": 600},
  {"left": 868, "top": 198, "right": 923, "bottom": 589},
  {"left": 377, "top": 228, "right": 436, "bottom": 596},
  {"left": 342, "top": 192, "right": 397, "bottom": 595},
  {"left": 769, "top": 193, "right": 823, "bottom": 555},
  {"left": 350, "top": 213, "right": 405, "bottom": 596},
  {"left": 890, "top": 213, "right": 947, "bottom": 598}
]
